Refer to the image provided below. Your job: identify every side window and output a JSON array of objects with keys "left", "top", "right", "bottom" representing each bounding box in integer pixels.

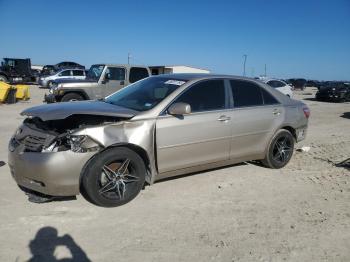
[
  {"left": 129, "top": 67, "right": 149, "bottom": 83},
  {"left": 59, "top": 70, "right": 71, "bottom": 76},
  {"left": 72, "top": 70, "right": 84, "bottom": 76},
  {"left": 230, "top": 80, "right": 263, "bottom": 107},
  {"left": 175, "top": 80, "right": 226, "bottom": 113},
  {"left": 261, "top": 88, "right": 279, "bottom": 105},
  {"left": 106, "top": 67, "right": 126, "bottom": 81}
]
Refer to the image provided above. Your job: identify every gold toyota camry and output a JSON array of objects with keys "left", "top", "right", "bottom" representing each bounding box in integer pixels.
[{"left": 8, "top": 74, "right": 310, "bottom": 207}]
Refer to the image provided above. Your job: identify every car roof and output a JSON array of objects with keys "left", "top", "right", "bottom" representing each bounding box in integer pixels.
[{"left": 150, "top": 73, "right": 261, "bottom": 82}]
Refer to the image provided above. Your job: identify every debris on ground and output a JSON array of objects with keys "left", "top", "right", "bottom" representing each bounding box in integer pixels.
[{"left": 297, "top": 146, "right": 311, "bottom": 152}]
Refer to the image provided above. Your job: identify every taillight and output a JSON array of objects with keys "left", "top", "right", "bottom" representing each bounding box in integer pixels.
[{"left": 303, "top": 107, "right": 310, "bottom": 118}]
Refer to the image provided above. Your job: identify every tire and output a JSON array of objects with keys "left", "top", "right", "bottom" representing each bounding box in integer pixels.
[
  {"left": 261, "top": 129, "right": 295, "bottom": 169},
  {"left": 61, "top": 93, "right": 84, "bottom": 102},
  {"left": 0, "top": 75, "right": 8, "bottom": 82},
  {"left": 81, "top": 147, "right": 146, "bottom": 207}
]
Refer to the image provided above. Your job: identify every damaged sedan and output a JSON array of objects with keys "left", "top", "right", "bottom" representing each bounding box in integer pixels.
[{"left": 8, "top": 74, "right": 310, "bottom": 207}]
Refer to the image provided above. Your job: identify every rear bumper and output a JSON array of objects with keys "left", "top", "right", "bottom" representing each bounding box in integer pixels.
[
  {"left": 8, "top": 142, "right": 96, "bottom": 196},
  {"left": 295, "top": 126, "right": 307, "bottom": 142}
]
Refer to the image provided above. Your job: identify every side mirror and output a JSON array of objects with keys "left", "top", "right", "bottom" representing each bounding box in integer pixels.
[{"left": 168, "top": 102, "right": 191, "bottom": 115}]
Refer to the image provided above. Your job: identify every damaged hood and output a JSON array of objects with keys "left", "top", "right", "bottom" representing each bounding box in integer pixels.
[{"left": 21, "top": 100, "right": 139, "bottom": 121}]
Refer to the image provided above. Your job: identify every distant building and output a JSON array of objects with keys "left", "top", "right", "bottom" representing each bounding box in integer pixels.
[{"left": 149, "top": 65, "right": 210, "bottom": 75}]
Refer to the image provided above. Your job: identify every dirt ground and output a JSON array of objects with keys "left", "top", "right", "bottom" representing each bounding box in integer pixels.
[{"left": 0, "top": 86, "right": 349, "bottom": 262}]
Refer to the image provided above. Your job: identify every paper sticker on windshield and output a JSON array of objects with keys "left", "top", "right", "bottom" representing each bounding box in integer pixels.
[{"left": 165, "top": 80, "right": 186, "bottom": 86}]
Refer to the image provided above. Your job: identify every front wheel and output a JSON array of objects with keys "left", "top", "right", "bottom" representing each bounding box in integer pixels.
[
  {"left": 81, "top": 147, "right": 146, "bottom": 207},
  {"left": 262, "top": 129, "right": 295, "bottom": 169}
]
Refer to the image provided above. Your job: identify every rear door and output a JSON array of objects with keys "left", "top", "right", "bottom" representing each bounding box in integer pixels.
[
  {"left": 72, "top": 70, "right": 85, "bottom": 80},
  {"left": 156, "top": 79, "right": 232, "bottom": 173},
  {"left": 103, "top": 67, "right": 126, "bottom": 96},
  {"left": 228, "top": 80, "right": 282, "bottom": 159}
]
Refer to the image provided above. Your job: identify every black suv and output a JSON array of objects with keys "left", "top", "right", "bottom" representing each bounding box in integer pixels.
[{"left": 316, "top": 82, "right": 350, "bottom": 102}]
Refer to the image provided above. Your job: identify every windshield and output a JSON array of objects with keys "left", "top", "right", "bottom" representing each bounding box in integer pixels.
[
  {"left": 105, "top": 77, "right": 187, "bottom": 111},
  {"left": 87, "top": 65, "right": 105, "bottom": 80}
]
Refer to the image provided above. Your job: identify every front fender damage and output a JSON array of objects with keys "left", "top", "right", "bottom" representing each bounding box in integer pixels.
[{"left": 73, "top": 120, "right": 157, "bottom": 184}]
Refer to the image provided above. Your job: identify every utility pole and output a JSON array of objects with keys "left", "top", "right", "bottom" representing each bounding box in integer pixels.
[
  {"left": 243, "top": 54, "right": 247, "bottom": 76},
  {"left": 264, "top": 64, "right": 267, "bottom": 77},
  {"left": 128, "top": 52, "right": 132, "bottom": 64}
]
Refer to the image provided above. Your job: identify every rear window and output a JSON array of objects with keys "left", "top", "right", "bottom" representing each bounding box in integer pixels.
[
  {"left": 230, "top": 80, "right": 263, "bottom": 107},
  {"left": 72, "top": 70, "right": 84, "bottom": 76},
  {"left": 129, "top": 67, "right": 149, "bottom": 83}
]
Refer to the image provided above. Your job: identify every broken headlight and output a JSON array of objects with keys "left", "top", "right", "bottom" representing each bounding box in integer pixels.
[
  {"left": 68, "top": 135, "right": 101, "bottom": 153},
  {"left": 42, "top": 135, "right": 101, "bottom": 153}
]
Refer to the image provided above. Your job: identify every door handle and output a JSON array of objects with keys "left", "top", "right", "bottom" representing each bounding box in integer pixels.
[
  {"left": 217, "top": 115, "right": 231, "bottom": 122},
  {"left": 273, "top": 109, "right": 281, "bottom": 115}
]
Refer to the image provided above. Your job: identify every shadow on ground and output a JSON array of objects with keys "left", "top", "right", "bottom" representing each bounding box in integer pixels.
[
  {"left": 27, "top": 226, "right": 91, "bottom": 262},
  {"left": 340, "top": 112, "right": 350, "bottom": 119}
]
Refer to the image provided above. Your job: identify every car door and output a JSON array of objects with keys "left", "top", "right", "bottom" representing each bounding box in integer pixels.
[
  {"left": 156, "top": 79, "right": 232, "bottom": 173},
  {"left": 228, "top": 79, "right": 283, "bottom": 159},
  {"left": 103, "top": 67, "right": 126, "bottom": 97},
  {"left": 72, "top": 70, "right": 85, "bottom": 80},
  {"left": 57, "top": 70, "right": 72, "bottom": 80}
]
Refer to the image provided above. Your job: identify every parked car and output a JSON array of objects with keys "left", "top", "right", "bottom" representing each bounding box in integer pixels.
[
  {"left": 0, "top": 58, "right": 36, "bottom": 83},
  {"left": 262, "top": 78, "right": 293, "bottom": 97},
  {"left": 44, "top": 64, "right": 150, "bottom": 102},
  {"left": 38, "top": 69, "right": 86, "bottom": 88},
  {"left": 9, "top": 74, "right": 310, "bottom": 207},
  {"left": 315, "top": 82, "right": 350, "bottom": 102},
  {"left": 54, "top": 61, "right": 85, "bottom": 70},
  {"left": 287, "top": 78, "right": 307, "bottom": 90}
]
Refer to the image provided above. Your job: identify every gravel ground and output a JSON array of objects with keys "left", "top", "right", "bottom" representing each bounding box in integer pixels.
[{"left": 0, "top": 86, "right": 349, "bottom": 262}]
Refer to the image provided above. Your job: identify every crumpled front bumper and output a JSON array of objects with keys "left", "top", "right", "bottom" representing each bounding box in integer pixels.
[{"left": 8, "top": 140, "right": 96, "bottom": 196}]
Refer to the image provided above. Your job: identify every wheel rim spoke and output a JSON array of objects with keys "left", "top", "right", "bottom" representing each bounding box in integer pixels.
[
  {"left": 273, "top": 136, "right": 293, "bottom": 163},
  {"left": 99, "top": 158, "right": 138, "bottom": 200},
  {"left": 102, "top": 165, "right": 115, "bottom": 181},
  {"left": 117, "top": 159, "right": 130, "bottom": 176},
  {"left": 99, "top": 180, "right": 116, "bottom": 194}
]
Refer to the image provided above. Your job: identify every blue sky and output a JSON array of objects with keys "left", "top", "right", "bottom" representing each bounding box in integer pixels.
[{"left": 0, "top": 0, "right": 349, "bottom": 80}]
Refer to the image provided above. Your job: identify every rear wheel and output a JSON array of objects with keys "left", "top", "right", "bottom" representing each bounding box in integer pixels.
[
  {"left": 61, "top": 92, "right": 84, "bottom": 102},
  {"left": 0, "top": 75, "right": 8, "bottom": 82},
  {"left": 81, "top": 147, "right": 146, "bottom": 207},
  {"left": 262, "top": 129, "right": 295, "bottom": 169}
]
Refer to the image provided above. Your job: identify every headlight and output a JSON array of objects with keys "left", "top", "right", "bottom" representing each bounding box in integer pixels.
[
  {"left": 68, "top": 135, "right": 101, "bottom": 152},
  {"left": 42, "top": 135, "right": 101, "bottom": 153}
]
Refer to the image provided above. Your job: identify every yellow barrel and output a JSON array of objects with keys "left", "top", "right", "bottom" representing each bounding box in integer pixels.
[
  {"left": 0, "top": 82, "right": 11, "bottom": 102},
  {"left": 15, "top": 84, "right": 30, "bottom": 100}
]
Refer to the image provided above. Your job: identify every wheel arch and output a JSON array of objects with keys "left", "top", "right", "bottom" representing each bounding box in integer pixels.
[{"left": 280, "top": 125, "right": 297, "bottom": 141}]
